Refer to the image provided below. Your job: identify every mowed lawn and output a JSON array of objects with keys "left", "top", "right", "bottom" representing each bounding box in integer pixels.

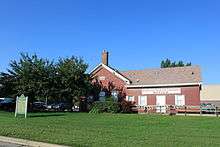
[{"left": 0, "top": 112, "right": 220, "bottom": 147}]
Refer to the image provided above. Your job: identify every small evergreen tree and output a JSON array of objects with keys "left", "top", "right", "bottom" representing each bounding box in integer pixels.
[{"left": 160, "top": 58, "right": 192, "bottom": 68}]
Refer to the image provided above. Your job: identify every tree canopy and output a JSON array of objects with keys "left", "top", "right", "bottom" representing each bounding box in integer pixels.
[
  {"left": 0, "top": 53, "right": 92, "bottom": 105},
  {"left": 161, "top": 59, "right": 192, "bottom": 68}
]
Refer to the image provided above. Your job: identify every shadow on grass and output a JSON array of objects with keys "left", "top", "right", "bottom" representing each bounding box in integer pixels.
[{"left": 29, "top": 113, "right": 66, "bottom": 118}]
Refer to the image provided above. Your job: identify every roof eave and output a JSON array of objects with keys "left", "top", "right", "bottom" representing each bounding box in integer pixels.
[
  {"left": 125, "top": 82, "right": 202, "bottom": 88},
  {"left": 89, "top": 63, "right": 131, "bottom": 84}
]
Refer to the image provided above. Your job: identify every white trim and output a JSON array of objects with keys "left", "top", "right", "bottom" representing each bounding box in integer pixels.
[
  {"left": 15, "top": 96, "right": 18, "bottom": 117},
  {"left": 138, "top": 96, "right": 140, "bottom": 105},
  {"left": 89, "top": 63, "right": 131, "bottom": 84},
  {"left": 89, "top": 63, "right": 102, "bottom": 75},
  {"left": 103, "top": 64, "right": 131, "bottom": 84},
  {"left": 25, "top": 96, "right": 28, "bottom": 118},
  {"left": 126, "top": 82, "right": 202, "bottom": 88}
]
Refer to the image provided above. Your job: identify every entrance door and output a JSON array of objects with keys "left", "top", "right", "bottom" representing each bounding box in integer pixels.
[{"left": 156, "top": 95, "right": 166, "bottom": 113}]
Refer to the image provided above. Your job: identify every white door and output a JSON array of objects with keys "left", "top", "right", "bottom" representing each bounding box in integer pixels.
[{"left": 156, "top": 95, "right": 166, "bottom": 113}]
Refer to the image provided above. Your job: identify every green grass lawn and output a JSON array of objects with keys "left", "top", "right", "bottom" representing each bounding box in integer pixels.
[{"left": 0, "top": 112, "right": 220, "bottom": 147}]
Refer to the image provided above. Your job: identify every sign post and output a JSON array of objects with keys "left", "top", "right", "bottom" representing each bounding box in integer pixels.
[{"left": 15, "top": 94, "right": 28, "bottom": 118}]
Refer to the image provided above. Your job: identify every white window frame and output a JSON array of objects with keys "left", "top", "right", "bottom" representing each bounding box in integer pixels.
[
  {"left": 126, "top": 96, "right": 134, "bottom": 102},
  {"left": 175, "top": 95, "right": 185, "bottom": 106},
  {"left": 138, "top": 96, "right": 147, "bottom": 106},
  {"left": 99, "top": 76, "right": 106, "bottom": 81}
]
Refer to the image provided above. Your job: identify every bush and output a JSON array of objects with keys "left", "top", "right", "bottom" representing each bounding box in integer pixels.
[
  {"left": 89, "top": 101, "right": 120, "bottom": 113},
  {"left": 120, "top": 100, "right": 133, "bottom": 113}
]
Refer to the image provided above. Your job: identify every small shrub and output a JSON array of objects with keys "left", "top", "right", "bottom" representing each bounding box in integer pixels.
[
  {"left": 89, "top": 101, "right": 120, "bottom": 113},
  {"left": 105, "top": 101, "right": 120, "bottom": 113},
  {"left": 105, "top": 96, "right": 115, "bottom": 102},
  {"left": 120, "top": 100, "right": 132, "bottom": 113}
]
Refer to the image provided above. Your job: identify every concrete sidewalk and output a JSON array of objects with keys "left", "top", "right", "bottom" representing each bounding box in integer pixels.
[{"left": 0, "top": 136, "right": 69, "bottom": 147}]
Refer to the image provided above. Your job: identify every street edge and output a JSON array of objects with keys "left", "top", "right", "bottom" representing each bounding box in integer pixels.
[{"left": 0, "top": 136, "right": 69, "bottom": 147}]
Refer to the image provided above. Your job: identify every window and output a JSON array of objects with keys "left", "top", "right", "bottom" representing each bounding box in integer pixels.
[
  {"left": 138, "top": 96, "right": 147, "bottom": 106},
  {"left": 127, "top": 96, "right": 134, "bottom": 102},
  {"left": 99, "top": 76, "right": 106, "bottom": 81},
  {"left": 99, "top": 91, "right": 106, "bottom": 97},
  {"left": 111, "top": 90, "right": 119, "bottom": 101},
  {"left": 99, "top": 91, "right": 106, "bottom": 102},
  {"left": 175, "top": 95, "right": 185, "bottom": 106}
]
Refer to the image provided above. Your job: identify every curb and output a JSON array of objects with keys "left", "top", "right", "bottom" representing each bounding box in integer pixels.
[{"left": 0, "top": 136, "right": 69, "bottom": 147}]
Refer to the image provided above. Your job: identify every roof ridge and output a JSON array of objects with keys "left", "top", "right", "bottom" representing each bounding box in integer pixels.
[{"left": 120, "top": 65, "right": 200, "bottom": 73}]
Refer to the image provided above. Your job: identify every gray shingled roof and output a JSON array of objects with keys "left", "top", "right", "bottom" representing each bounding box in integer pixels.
[{"left": 120, "top": 66, "right": 201, "bottom": 85}]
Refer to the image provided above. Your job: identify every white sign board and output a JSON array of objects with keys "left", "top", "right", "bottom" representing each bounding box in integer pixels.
[
  {"left": 15, "top": 94, "right": 28, "bottom": 118},
  {"left": 142, "top": 88, "right": 181, "bottom": 95}
]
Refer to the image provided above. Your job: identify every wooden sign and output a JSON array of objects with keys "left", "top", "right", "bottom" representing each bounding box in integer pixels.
[
  {"left": 142, "top": 88, "right": 181, "bottom": 95},
  {"left": 15, "top": 94, "right": 28, "bottom": 118}
]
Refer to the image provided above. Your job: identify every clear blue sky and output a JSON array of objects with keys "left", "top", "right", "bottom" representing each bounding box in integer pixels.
[{"left": 0, "top": 0, "right": 219, "bottom": 84}]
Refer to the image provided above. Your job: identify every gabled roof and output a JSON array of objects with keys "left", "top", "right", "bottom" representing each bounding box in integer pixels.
[
  {"left": 89, "top": 63, "right": 131, "bottom": 84},
  {"left": 120, "top": 66, "right": 202, "bottom": 87},
  {"left": 90, "top": 63, "right": 202, "bottom": 87}
]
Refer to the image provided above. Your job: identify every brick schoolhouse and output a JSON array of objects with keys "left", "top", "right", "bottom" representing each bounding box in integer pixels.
[{"left": 90, "top": 50, "right": 202, "bottom": 113}]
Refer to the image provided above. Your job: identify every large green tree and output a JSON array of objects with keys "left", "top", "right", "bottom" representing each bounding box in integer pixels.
[
  {"left": 55, "top": 56, "right": 91, "bottom": 104},
  {"left": 0, "top": 73, "right": 16, "bottom": 97},
  {"left": 0, "top": 53, "right": 54, "bottom": 102},
  {"left": 0, "top": 53, "right": 92, "bottom": 105},
  {"left": 161, "top": 58, "right": 191, "bottom": 68}
]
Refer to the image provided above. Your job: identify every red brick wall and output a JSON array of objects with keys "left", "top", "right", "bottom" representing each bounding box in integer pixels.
[
  {"left": 182, "top": 86, "right": 200, "bottom": 106},
  {"left": 92, "top": 67, "right": 126, "bottom": 91},
  {"left": 92, "top": 66, "right": 201, "bottom": 106},
  {"left": 166, "top": 95, "right": 175, "bottom": 105},
  {"left": 126, "top": 86, "right": 200, "bottom": 106}
]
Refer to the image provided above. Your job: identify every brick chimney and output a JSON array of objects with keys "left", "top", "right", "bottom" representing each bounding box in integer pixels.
[{"left": 102, "top": 50, "right": 109, "bottom": 66}]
